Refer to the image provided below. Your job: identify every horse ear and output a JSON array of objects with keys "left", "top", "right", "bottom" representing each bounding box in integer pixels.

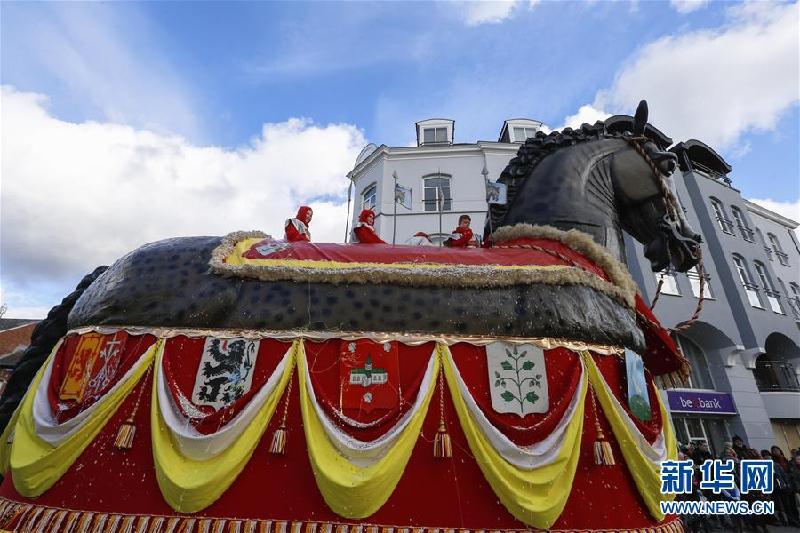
[{"left": 633, "top": 100, "right": 648, "bottom": 136}]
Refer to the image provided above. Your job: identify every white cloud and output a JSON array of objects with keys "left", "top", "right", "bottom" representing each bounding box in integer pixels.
[
  {"left": 0, "top": 86, "right": 365, "bottom": 317},
  {"left": 558, "top": 104, "right": 611, "bottom": 130},
  {"left": 590, "top": 1, "right": 798, "bottom": 150},
  {"left": 458, "top": 0, "right": 539, "bottom": 26},
  {"left": 462, "top": 1, "right": 517, "bottom": 26},
  {"left": 669, "top": 0, "right": 708, "bottom": 14},
  {"left": 749, "top": 198, "right": 800, "bottom": 238},
  {"left": 2, "top": 3, "right": 200, "bottom": 138}
]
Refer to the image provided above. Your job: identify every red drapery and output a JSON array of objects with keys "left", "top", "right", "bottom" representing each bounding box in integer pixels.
[
  {"left": 3, "top": 337, "right": 672, "bottom": 530},
  {"left": 241, "top": 239, "right": 609, "bottom": 279},
  {"left": 304, "top": 339, "right": 433, "bottom": 441},
  {"left": 161, "top": 336, "right": 289, "bottom": 435},
  {"left": 47, "top": 333, "right": 155, "bottom": 423},
  {"left": 448, "top": 344, "right": 582, "bottom": 446}
]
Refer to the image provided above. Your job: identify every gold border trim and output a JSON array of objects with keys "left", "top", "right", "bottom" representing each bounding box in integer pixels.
[
  {"left": 0, "top": 497, "right": 683, "bottom": 533},
  {"left": 67, "top": 325, "right": 625, "bottom": 355}
]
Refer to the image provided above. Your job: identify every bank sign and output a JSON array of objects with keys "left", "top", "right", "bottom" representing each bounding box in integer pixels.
[{"left": 666, "top": 390, "right": 737, "bottom": 415}]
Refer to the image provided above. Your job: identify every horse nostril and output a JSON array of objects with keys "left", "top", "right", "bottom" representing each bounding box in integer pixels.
[{"left": 653, "top": 152, "right": 677, "bottom": 174}]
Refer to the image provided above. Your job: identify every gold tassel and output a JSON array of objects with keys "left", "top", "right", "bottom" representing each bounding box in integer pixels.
[
  {"left": 433, "top": 366, "right": 452, "bottom": 458},
  {"left": 114, "top": 418, "right": 136, "bottom": 450},
  {"left": 114, "top": 365, "right": 151, "bottom": 451},
  {"left": 593, "top": 422, "right": 615, "bottom": 466},
  {"left": 588, "top": 379, "right": 615, "bottom": 466},
  {"left": 270, "top": 364, "right": 295, "bottom": 455},
  {"left": 269, "top": 425, "right": 287, "bottom": 455},
  {"left": 433, "top": 421, "right": 452, "bottom": 458}
]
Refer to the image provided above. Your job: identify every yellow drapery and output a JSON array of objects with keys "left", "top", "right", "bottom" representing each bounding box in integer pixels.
[
  {"left": 0, "top": 340, "right": 155, "bottom": 497},
  {"left": 151, "top": 339, "right": 296, "bottom": 513},
  {"left": 296, "top": 339, "right": 437, "bottom": 519},
  {"left": 584, "top": 353, "right": 677, "bottom": 520},
  {"left": 440, "top": 344, "right": 587, "bottom": 529}
]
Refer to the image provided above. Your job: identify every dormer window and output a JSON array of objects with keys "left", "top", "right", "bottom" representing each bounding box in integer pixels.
[
  {"left": 513, "top": 126, "right": 538, "bottom": 142},
  {"left": 499, "top": 118, "right": 543, "bottom": 143},
  {"left": 423, "top": 127, "right": 448, "bottom": 144},
  {"left": 416, "top": 119, "right": 454, "bottom": 146}
]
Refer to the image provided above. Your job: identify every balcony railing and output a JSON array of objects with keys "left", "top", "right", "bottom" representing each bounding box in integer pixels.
[
  {"left": 738, "top": 225, "right": 755, "bottom": 243},
  {"left": 742, "top": 282, "right": 762, "bottom": 308},
  {"left": 764, "top": 288, "right": 784, "bottom": 314},
  {"left": 755, "top": 361, "right": 800, "bottom": 392},
  {"left": 716, "top": 217, "right": 735, "bottom": 235},
  {"left": 788, "top": 297, "right": 800, "bottom": 321},
  {"left": 694, "top": 162, "right": 733, "bottom": 185}
]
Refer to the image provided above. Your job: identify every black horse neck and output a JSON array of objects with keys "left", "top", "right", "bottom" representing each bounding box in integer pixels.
[{"left": 500, "top": 141, "right": 627, "bottom": 263}]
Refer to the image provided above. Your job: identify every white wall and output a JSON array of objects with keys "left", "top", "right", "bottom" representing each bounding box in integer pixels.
[{"left": 350, "top": 144, "right": 518, "bottom": 244}]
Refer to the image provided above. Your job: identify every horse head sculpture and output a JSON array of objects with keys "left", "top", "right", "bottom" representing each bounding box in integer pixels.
[{"left": 487, "top": 100, "right": 701, "bottom": 273}]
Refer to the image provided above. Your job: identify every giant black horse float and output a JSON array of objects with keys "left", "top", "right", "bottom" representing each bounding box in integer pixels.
[{"left": 0, "top": 102, "right": 701, "bottom": 532}]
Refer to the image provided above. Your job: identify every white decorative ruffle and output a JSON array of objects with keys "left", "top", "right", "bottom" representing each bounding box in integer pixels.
[
  {"left": 32, "top": 340, "right": 151, "bottom": 446},
  {"left": 300, "top": 345, "right": 437, "bottom": 468},
  {"left": 446, "top": 348, "right": 585, "bottom": 469},
  {"left": 156, "top": 344, "right": 291, "bottom": 461}
]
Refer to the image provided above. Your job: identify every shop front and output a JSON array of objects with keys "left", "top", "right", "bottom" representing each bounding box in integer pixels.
[{"left": 664, "top": 389, "right": 738, "bottom": 457}]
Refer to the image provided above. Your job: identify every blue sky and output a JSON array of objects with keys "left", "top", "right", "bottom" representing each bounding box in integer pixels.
[{"left": 1, "top": 0, "right": 798, "bottom": 317}]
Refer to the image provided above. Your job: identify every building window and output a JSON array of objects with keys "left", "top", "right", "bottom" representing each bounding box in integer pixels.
[
  {"left": 731, "top": 206, "right": 755, "bottom": 242},
  {"left": 687, "top": 267, "right": 713, "bottom": 299},
  {"left": 423, "top": 175, "right": 452, "bottom": 212},
  {"left": 655, "top": 269, "right": 681, "bottom": 296},
  {"left": 756, "top": 228, "right": 774, "bottom": 261},
  {"left": 754, "top": 354, "right": 800, "bottom": 392},
  {"left": 676, "top": 335, "right": 715, "bottom": 390},
  {"left": 788, "top": 282, "right": 800, "bottom": 321},
  {"left": 732, "top": 254, "right": 762, "bottom": 308},
  {"left": 672, "top": 417, "right": 730, "bottom": 458},
  {"left": 767, "top": 233, "right": 789, "bottom": 266},
  {"left": 361, "top": 183, "right": 377, "bottom": 211},
  {"left": 754, "top": 261, "right": 783, "bottom": 314},
  {"left": 710, "top": 198, "right": 735, "bottom": 235},
  {"left": 422, "top": 127, "right": 448, "bottom": 144},
  {"left": 513, "top": 126, "right": 538, "bottom": 143}
]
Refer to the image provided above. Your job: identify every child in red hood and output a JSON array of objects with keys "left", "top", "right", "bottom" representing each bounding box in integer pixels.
[
  {"left": 446, "top": 215, "right": 474, "bottom": 248},
  {"left": 285, "top": 206, "right": 312, "bottom": 242},
  {"left": 352, "top": 209, "right": 385, "bottom": 244}
]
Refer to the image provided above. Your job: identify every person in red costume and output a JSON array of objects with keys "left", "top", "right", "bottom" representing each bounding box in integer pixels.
[
  {"left": 285, "top": 206, "right": 312, "bottom": 242},
  {"left": 352, "top": 209, "right": 385, "bottom": 244},
  {"left": 445, "top": 214, "right": 474, "bottom": 248}
]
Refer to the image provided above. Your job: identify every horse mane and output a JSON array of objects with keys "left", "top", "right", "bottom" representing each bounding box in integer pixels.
[{"left": 488, "top": 120, "right": 629, "bottom": 232}]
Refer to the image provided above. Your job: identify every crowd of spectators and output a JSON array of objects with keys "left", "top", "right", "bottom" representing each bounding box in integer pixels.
[{"left": 675, "top": 436, "right": 800, "bottom": 532}]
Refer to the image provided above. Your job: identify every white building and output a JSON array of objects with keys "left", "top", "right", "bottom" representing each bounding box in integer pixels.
[{"left": 346, "top": 118, "right": 542, "bottom": 245}]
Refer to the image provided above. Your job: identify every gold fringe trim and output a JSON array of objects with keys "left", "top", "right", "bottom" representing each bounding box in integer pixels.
[
  {"left": 209, "top": 230, "right": 270, "bottom": 270},
  {"left": 492, "top": 224, "right": 639, "bottom": 308},
  {"left": 0, "top": 497, "right": 682, "bottom": 533},
  {"left": 208, "top": 230, "right": 635, "bottom": 310},
  {"left": 67, "top": 327, "right": 624, "bottom": 356}
]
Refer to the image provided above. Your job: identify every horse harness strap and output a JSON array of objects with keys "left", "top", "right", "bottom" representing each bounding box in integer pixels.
[{"left": 625, "top": 136, "right": 706, "bottom": 332}]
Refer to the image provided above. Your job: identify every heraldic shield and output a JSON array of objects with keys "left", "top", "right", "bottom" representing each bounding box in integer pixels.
[{"left": 339, "top": 339, "right": 400, "bottom": 417}]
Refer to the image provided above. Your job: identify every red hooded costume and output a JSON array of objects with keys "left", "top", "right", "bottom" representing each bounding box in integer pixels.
[
  {"left": 285, "top": 206, "right": 312, "bottom": 242},
  {"left": 446, "top": 226, "right": 474, "bottom": 248},
  {"left": 352, "top": 209, "right": 385, "bottom": 244}
]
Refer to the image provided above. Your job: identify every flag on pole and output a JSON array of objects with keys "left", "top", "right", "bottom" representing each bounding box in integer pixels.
[
  {"left": 394, "top": 183, "right": 412, "bottom": 210},
  {"left": 485, "top": 180, "right": 507, "bottom": 205}
]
